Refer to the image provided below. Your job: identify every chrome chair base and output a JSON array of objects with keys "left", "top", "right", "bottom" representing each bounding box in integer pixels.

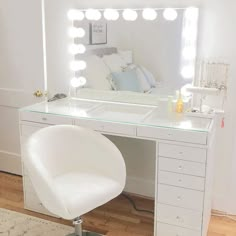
[
  {"left": 67, "top": 231, "right": 103, "bottom": 236},
  {"left": 67, "top": 217, "right": 103, "bottom": 236}
]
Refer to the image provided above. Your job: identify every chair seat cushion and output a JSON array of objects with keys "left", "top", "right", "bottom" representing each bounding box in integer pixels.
[{"left": 54, "top": 172, "right": 123, "bottom": 219}]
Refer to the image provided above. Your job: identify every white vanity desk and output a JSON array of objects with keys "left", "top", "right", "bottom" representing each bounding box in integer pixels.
[{"left": 19, "top": 97, "right": 215, "bottom": 236}]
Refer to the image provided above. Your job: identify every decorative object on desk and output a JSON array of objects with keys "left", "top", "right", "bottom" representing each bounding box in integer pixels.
[
  {"left": 176, "top": 90, "right": 184, "bottom": 113},
  {"left": 89, "top": 22, "right": 107, "bottom": 45},
  {"left": 187, "top": 60, "right": 230, "bottom": 113},
  {"left": 48, "top": 93, "right": 67, "bottom": 102},
  {"left": 0, "top": 208, "right": 73, "bottom": 236}
]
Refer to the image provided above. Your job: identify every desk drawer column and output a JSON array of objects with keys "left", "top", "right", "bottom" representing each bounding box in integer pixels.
[{"left": 156, "top": 142, "right": 207, "bottom": 236}]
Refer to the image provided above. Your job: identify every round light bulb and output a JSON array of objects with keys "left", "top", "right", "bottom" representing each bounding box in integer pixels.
[
  {"left": 183, "top": 28, "right": 198, "bottom": 40},
  {"left": 69, "top": 44, "right": 86, "bottom": 55},
  {"left": 70, "top": 77, "right": 87, "bottom": 88},
  {"left": 163, "top": 8, "right": 178, "bottom": 21},
  {"left": 68, "top": 27, "right": 85, "bottom": 38},
  {"left": 123, "top": 9, "right": 138, "bottom": 21},
  {"left": 142, "top": 8, "right": 157, "bottom": 21},
  {"left": 70, "top": 61, "right": 87, "bottom": 71},
  {"left": 182, "top": 47, "right": 196, "bottom": 60},
  {"left": 181, "top": 66, "right": 195, "bottom": 79},
  {"left": 85, "top": 9, "right": 102, "bottom": 21},
  {"left": 67, "top": 9, "right": 85, "bottom": 21},
  {"left": 185, "top": 7, "right": 199, "bottom": 22},
  {"left": 104, "top": 9, "right": 119, "bottom": 21}
]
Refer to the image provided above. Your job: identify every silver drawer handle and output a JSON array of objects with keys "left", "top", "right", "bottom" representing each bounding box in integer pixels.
[
  {"left": 42, "top": 117, "right": 47, "bottom": 121},
  {"left": 178, "top": 179, "right": 182, "bottom": 183},
  {"left": 179, "top": 151, "right": 183, "bottom": 155},
  {"left": 177, "top": 196, "right": 182, "bottom": 201},
  {"left": 178, "top": 165, "right": 183, "bottom": 170}
]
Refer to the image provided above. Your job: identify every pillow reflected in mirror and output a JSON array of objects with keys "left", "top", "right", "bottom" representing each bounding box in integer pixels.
[{"left": 110, "top": 70, "right": 143, "bottom": 92}]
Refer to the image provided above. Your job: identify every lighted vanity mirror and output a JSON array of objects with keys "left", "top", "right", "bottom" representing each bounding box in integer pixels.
[{"left": 44, "top": 5, "right": 199, "bottom": 105}]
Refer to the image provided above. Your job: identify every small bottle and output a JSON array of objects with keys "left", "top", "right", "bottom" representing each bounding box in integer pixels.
[{"left": 176, "top": 90, "right": 184, "bottom": 113}]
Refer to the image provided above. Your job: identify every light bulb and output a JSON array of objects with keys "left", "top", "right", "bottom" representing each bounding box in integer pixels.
[
  {"left": 182, "top": 28, "right": 198, "bottom": 40},
  {"left": 67, "top": 9, "right": 85, "bottom": 21},
  {"left": 69, "top": 44, "right": 86, "bottom": 55},
  {"left": 68, "top": 27, "right": 85, "bottom": 38},
  {"left": 181, "top": 66, "right": 195, "bottom": 79},
  {"left": 104, "top": 9, "right": 119, "bottom": 21},
  {"left": 185, "top": 7, "right": 199, "bottom": 22},
  {"left": 85, "top": 9, "right": 102, "bottom": 21},
  {"left": 142, "top": 8, "right": 157, "bottom": 21},
  {"left": 163, "top": 8, "right": 178, "bottom": 21},
  {"left": 70, "top": 61, "right": 87, "bottom": 71},
  {"left": 70, "top": 77, "right": 87, "bottom": 88},
  {"left": 123, "top": 9, "right": 138, "bottom": 21},
  {"left": 182, "top": 47, "right": 196, "bottom": 60}
]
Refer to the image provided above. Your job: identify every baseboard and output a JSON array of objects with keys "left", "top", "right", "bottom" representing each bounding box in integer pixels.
[
  {"left": 125, "top": 176, "right": 155, "bottom": 198},
  {"left": 0, "top": 150, "right": 22, "bottom": 175}
]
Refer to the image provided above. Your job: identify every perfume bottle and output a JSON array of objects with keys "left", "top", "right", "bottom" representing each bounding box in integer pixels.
[{"left": 176, "top": 90, "right": 184, "bottom": 113}]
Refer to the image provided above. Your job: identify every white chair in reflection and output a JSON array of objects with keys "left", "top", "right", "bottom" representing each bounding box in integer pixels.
[{"left": 24, "top": 125, "right": 126, "bottom": 236}]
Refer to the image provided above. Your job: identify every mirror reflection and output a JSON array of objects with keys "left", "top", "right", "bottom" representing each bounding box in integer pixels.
[{"left": 45, "top": 6, "right": 199, "bottom": 104}]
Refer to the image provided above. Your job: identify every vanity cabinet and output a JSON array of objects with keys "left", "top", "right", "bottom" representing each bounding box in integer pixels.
[{"left": 19, "top": 99, "right": 214, "bottom": 236}]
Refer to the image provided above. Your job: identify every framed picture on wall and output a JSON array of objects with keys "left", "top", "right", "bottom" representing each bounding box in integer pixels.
[{"left": 89, "top": 22, "right": 107, "bottom": 45}]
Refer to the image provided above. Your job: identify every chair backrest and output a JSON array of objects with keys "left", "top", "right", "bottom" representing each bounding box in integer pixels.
[{"left": 23, "top": 125, "right": 126, "bottom": 217}]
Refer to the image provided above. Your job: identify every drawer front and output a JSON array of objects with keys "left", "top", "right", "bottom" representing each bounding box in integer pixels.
[
  {"left": 20, "top": 111, "right": 73, "bottom": 125},
  {"left": 158, "top": 171, "right": 205, "bottom": 191},
  {"left": 21, "top": 124, "right": 49, "bottom": 137},
  {"left": 137, "top": 126, "right": 207, "bottom": 144},
  {"left": 156, "top": 222, "right": 201, "bottom": 236},
  {"left": 159, "top": 143, "right": 207, "bottom": 163},
  {"left": 24, "top": 190, "right": 57, "bottom": 217},
  {"left": 76, "top": 119, "right": 136, "bottom": 136},
  {"left": 157, "top": 203, "right": 202, "bottom": 231},
  {"left": 159, "top": 157, "right": 206, "bottom": 177},
  {"left": 158, "top": 184, "right": 204, "bottom": 211}
]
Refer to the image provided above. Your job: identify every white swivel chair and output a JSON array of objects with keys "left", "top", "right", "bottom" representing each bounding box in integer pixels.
[{"left": 24, "top": 125, "right": 126, "bottom": 236}]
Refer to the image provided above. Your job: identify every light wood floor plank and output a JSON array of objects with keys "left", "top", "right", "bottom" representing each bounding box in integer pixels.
[{"left": 0, "top": 172, "right": 236, "bottom": 235}]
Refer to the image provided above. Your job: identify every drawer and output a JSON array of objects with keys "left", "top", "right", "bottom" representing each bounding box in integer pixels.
[
  {"left": 137, "top": 126, "right": 208, "bottom": 145},
  {"left": 157, "top": 203, "right": 202, "bottom": 231},
  {"left": 158, "top": 171, "right": 205, "bottom": 191},
  {"left": 159, "top": 143, "right": 207, "bottom": 163},
  {"left": 159, "top": 157, "right": 206, "bottom": 177},
  {"left": 21, "top": 124, "right": 48, "bottom": 137},
  {"left": 24, "top": 189, "right": 57, "bottom": 217},
  {"left": 76, "top": 119, "right": 136, "bottom": 136},
  {"left": 20, "top": 111, "right": 73, "bottom": 125},
  {"left": 158, "top": 184, "right": 204, "bottom": 211},
  {"left": 156, "top": 222, "right": 201, "bottom": 236}
]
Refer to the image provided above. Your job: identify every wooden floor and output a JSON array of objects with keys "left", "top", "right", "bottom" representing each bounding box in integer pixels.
[{"left": 0, "top": 172, "right": 236, "bottom": 236}]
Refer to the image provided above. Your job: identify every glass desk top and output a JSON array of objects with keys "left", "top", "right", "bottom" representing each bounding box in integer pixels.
[{"left": 20, "top": 98, "right": 213, "bottom": 133}]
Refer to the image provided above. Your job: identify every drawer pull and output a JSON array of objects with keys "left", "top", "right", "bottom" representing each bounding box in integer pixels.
[
  {"left": 177, "top": 196, "right": 182, "bottom": 201},
  {"left": 179, "top": 151, "right": 183, "bottom": 155},
  {"left": 42, "top": 117, "right": 47, "bottom": 121},
  {"left": 178, "top": 165, "right": 183, "bottom": 170},
  {"left": 178, "top": 179, "right": 182, "bottom": 183}
]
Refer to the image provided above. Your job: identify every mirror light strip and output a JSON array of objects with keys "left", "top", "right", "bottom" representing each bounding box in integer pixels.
[{"left": 180, "top": 7, "right": 199, "bottom": 79}]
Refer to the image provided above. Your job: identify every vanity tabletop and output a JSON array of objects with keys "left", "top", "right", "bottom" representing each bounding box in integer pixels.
[{"left": 20, "top": 97, "right": 213, "bottom": 133}]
